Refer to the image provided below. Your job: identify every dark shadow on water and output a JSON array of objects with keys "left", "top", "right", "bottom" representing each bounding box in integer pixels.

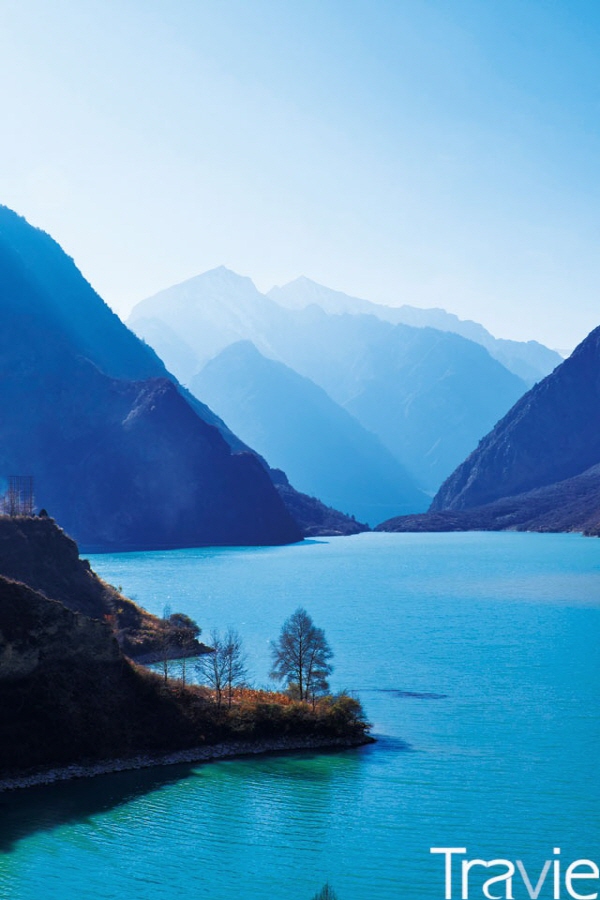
[
  {"left": 0, "top": 762, "right": 197, "bottom": 853},
  {"left": 0, "top": 745, "right": 378, "bottom": 852},
  {"left": 364, "top": 734, "right": 414, "bottom": 754},
  {"left": 366, "top": 688, "right": 448, "bottom": 700}
]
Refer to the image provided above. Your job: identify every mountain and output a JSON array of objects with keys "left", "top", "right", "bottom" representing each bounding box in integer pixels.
[
  {"left": 340, "top": 326, "right": 527, "bottom": 492},
  {"left": 130, "top": 268, "right": 529, "bottom": 494},
  {"left": 270, "top": 469, "right": 367, "bottom": 536},
  {"left": 192, "top": 341, "right": 427, "bottom": 524},
  {"left": 128, "top": 266, "right": 288, "bottom": 382},
  {"left": 378, "top": 325, "right": 600, "bottom": 533},
  {"left": 376, "top": 464, "right": 600, "bottom": 534},
  {"left": 432, "top": 325, "right": 600, "bottom": 511},
  {"left": 258, "top": 307, "right": 527, "bottom": 492},
  {"left": 268, "top": 277, "right": 562, "bottom": 385},
  {"left": 0, "top": 207, "right": 300, "bottom": 550}
]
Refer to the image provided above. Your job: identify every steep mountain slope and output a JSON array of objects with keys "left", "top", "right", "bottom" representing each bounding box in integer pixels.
[
  {"left": 192, "top": 342, "right": 427, "bottom": 523},
  {"left": 431, "top": 325, "right": 600, "bottom": 513},
  {"left": 0, "top": 206, "right": 168, "bottom": 382},
  {"left": 0, "top": 207, "right": 300, "bottom": 549},
  {"left": 268, "top": 277, "right": 562, "bottom": 385},
  {"left": 377, "top": 325, "right": 600, "bottom": 534},
  {"left": 271, "top": 470, "right": 367, "bottom": 536},
  {"left": 130, "top": 269, "right": 528, "bottom": 494}
]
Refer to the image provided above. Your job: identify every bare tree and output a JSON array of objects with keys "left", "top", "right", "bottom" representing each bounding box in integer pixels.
[
  {"left": 196, "top": 627, "right": 247, "bottom": 707},
  {"left": 221, "top": 628, "right": 247, "bottom": 707},
  {"left": 161, "top": 604, "right": 172, "bottom": 685},
  {"left": 270, "top": 608, "right": 333, "bottom": 702},
  {"left": 1, "top": 476, "right": 34, "bottom": 516},
  {"left": 196, "top": 630, "right": 226, "bottom": 706}
]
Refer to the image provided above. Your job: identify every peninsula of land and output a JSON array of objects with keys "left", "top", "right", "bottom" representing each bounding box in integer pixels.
[{"left": 0, "top": 516, "right": 372, "bottom": 790}]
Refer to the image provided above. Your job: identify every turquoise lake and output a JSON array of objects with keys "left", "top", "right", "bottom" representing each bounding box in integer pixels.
[{"left": 1, "top": 532, "right": 599, "bottom": 899}]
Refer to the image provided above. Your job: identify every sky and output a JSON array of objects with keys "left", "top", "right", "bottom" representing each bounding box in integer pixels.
[{"left": 1, "top": 0, "right": 599, "bottom": 350}]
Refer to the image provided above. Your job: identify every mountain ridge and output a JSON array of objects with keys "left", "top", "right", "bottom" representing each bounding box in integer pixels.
[
  {"left": 268, "top": 276, "right": 562, "bottom": 385},
  {"left": 129, "top": 267, "right": 529, "bottom": 495},
  {"left": 0, "top": 207, "right": 301, "bottom": 550},
  {"left": 431, "top": 325, "right": 600, "bottom": 512},
  {"left": 192, "top": 340, "right": 428, "bottom": 523}
]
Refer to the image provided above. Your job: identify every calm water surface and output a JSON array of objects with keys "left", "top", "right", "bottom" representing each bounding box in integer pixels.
[{"left": 1, "top": 532, "right": 599, "bottom": 899}]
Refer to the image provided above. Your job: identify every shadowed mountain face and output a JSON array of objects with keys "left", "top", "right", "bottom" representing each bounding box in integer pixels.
[
  {"left": 268, "top": 277, "right": 562, "bottom": 386},
  {"left": 0, "top": 207, "right": 300, "bottom": 550},
  {"left": 192, "top": 341, "right": 428, "bottom": 524},
  {"left": 129, "top": 268, "right": 528, "bottom": 495},
  {"left": 431, "top": 325, "right": 600, "bottom": 513},
  {"left": 376, "top": 463, "right": 600, "bottom": 535}
]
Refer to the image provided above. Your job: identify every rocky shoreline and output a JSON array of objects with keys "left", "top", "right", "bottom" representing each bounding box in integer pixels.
[{"left": 0, "top": 734, "right": 375, "bottom": 794}]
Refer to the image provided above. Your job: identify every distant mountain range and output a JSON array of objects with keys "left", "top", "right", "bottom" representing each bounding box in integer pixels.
[
  {"left": 130, "top": 267, "right": 534, "bottom": 498},
  {"left": 129, "top": 267, "right": 286, "bottom": 384},
  {"left": 268, "top": 277, "right": 562, "bottom": 386},
  {"left": 193, "top": 341, "right": 427, "bottom": 524},
  {"left": 0, "top": 203, "right": 579, "bottom": 540},
  {"left": 0, "top": 207, "right": 304, "bottom": 550},
  {"left": 378, "top": 325, "right": 600, "bottom": 534},
  {"left": 276, "top": 312, "right": 527, "bottom": 493}
]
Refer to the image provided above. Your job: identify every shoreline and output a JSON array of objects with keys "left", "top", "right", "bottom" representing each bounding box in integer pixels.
[{"left": 0, "top": 734, "right": 375, "bottom": 794}]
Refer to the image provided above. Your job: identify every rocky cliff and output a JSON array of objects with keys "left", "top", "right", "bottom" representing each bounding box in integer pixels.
[{"left": 0, "top": 572, "right": 217, "bottom": 776}]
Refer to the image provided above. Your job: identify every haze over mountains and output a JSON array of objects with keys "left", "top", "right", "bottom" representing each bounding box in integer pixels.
[
  {"left": 129, "top": 267, "right": 286, "bottom": 384},
  {"left": 379, "top": 325, "right": 600, "bottom": 534},
  {"left": 0, "top": 202, "right": 579, "bottom": 544},
  {"left": 268, "top": 277, "right": 563, "bottom": 386},
  {"left": 130, "top": 267, "right": 541, "bottom": 501},
  {"left": 0, "top": 207, "right": 301, "bottom": 550},
  {"left": 193, "top": 341, "right": 427, "bottom": 523}
]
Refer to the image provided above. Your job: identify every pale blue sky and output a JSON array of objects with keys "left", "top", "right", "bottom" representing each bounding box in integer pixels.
[{"left": 1, "top": 0, "right": 599, "bottom": 348}]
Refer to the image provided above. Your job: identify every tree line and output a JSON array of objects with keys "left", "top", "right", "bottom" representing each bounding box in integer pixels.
[{"left": 162, "top": 606, "right": 335, "bottom": 708}]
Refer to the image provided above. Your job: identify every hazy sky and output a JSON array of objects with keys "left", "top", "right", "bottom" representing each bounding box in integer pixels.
[{"left": 1, "top": 0, "right": 599, "bottom": 349}]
